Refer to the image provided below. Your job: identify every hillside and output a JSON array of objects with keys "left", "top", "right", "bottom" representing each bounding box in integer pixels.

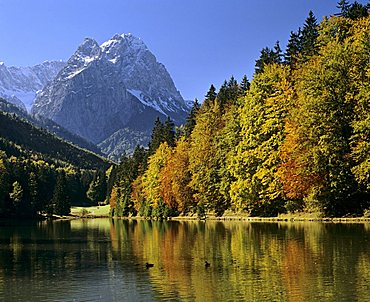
[
  {"left": 0, "top": 111, "right": 109, "bottom": 170},
  {"left": 0, "top": 98, "right": 101, "bottom": 154}
]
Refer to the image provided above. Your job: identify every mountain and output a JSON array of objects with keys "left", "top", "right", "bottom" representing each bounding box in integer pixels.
[
  {"left": 0, "top": 61, "right": 65, "bottom": 111},
  {"left": 0, "top": 110, "right": 109, "bottom": 170},
  {"left": 32, "top": 34, "right": 189, "bottom": 160},
  {"left": 0, "top": 98, "right": 101, "bottom": 154}
]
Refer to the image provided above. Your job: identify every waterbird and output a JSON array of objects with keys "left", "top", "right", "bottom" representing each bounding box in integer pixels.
[
  {"left": 145, "top": 262, "right": 154, "bottom": 269},
  {"left": 205, "top": 260, "right": 210, "bottom": 268}
]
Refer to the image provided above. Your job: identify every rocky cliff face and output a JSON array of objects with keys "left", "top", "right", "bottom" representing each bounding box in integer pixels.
[
  {"left": 32, "top": 34, "right": 189, "bottom": 159},
  {"left": 0, "top": 61, "right": 65, "bottom": 111}
]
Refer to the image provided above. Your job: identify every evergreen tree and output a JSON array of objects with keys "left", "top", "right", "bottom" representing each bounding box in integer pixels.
[
  {"left": 301, "top": 11, "right": 319, "bottom": 59},
  {"left": 28, "top": 172, "right": 40, "bottom": 213},
  {"left": 273, "top": 41, "right": 283, "bottom": 63},
  {"left": 337, "top": 0, "right": 350, "bottom": 16},
  {"left": 87, "top": 172, "right": 107, "bottom": 204},
  {"left": 346, "top": 1, "right": 369, "bottom": 19},
  {"left": 255, "top": 43, "right": 282, "bottom": 74},
  {"left": 184, "top": 99, "right": 201, "bottom": 138},
  {"left": 148, "top": 117, "right": 165, "bottom": 155},
  {"left": 284, "top": 29, "right": 302, "bottom": 67},
  {"left": 163, "top": 116, "right": 176, "bottom": 147},
  {"left": 53, "top": 173, "right": 70, "bottom": 216},
  {"left": 227, "top": 76, "right": 239, "bottom": 103},
  {"left": 205, "top": 84, "right": 217, "bottom": 102},
  {"left": 239, "top": 75, "right": 251, "bottom": 96},
  {"left": 216, "top": 80, "right": 229, "bottom": 106}
]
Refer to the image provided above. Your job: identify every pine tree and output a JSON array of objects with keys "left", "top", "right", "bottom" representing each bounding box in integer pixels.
[
  {"left": 337, "top": 0, "right": 350, "bottom": 16},
  {"left": 346, "top": 1, "right": 369, "bottom": 19},
  {"left": 184, "top": 99, "right": 201, "bottom": 138},
  {"left": 255, "top": 46, "right": 280, "bottom": 74},
  {"left": 205, "top": 84, "right": 217, "bottom": 102},
  {"left": 28, "top": 172, "right": 39, "bottom": 213},
  {"left": 284, "top": 29, "right": 302, "bottom": 67},
  {"left": 163, "top": 116, "right": 176, "bottom": 147},
  {"left": 239, "top": 75, "right": 250, "bottom": 96},
  {"left": 148, "top": 117, "right": 164, "bottom": 155},
  {"left": 227, "top": 76, "right": 239, "bottom": 103},
  {"left": 216, "top": 80, "right": 229, "bottom": 106},
  {"left": 273, "top": 41, "right": 283, "bottom": 64},
  {"left": 53, "top": 173, "right": 70, "bottom": 216},
  {"left": 301, "top": 11, "right": 319, "bottom": 59}
]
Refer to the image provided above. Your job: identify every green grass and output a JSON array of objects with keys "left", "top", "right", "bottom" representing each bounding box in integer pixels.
[{"left": 71, "top": 205, "right": 111, "bottom": 217}]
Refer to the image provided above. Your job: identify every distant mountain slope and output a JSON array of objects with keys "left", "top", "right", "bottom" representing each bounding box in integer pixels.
[
  {"left": 0, "top": 98, "right": 101, "bottom": 154},
  {"left": 32, "top": 34, "right": 190, "bottom": 159},
  {"left": 0, "top": 61, "right": 65, "bottom": 111},
  {"left": 0, "top": 111, "right": 109, "bottom": 170}
]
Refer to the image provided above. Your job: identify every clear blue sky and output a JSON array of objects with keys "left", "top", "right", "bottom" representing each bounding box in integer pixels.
[{"left": 0, "top": 0, "right": 366, "bottom": 101}]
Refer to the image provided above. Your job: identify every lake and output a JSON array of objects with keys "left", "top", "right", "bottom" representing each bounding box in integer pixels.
[{"left": 0, "top": 219, "right": 369, "bottom": 301}]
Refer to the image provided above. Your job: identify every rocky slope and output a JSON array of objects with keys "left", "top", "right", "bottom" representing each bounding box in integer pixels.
[
  {"left": 32, "top": 34, "right": 189, "bottom": 160},
  {"left": 0, "top": 61, "right": 65, "bottom": 111}
]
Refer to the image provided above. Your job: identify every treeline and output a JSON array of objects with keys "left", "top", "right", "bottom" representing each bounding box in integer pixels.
[
  {"left": 0, "top": 112, "right": 110, "bottom": 218},
  {"left": 109, "top": 3, "right": 370, "bottom": 218}
]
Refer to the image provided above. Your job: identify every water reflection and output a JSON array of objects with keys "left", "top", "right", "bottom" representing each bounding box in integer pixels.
[{"left": 0, "top": 219, "right": 369, "bottom": 301}]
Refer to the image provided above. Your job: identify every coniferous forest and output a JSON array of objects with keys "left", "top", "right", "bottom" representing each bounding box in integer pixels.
[
  {"left": 0, "top": 111, "right": 110, "bottom": 218},
  {"left": 110, "top": 3, "right": 370, "bottom": 219},
  {"left": 0, "top": 2, "right": 369, "bottom": 220}
]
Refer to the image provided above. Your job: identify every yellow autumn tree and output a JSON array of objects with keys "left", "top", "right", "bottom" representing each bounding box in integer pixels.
[{"left": 159, "top": 138, "right": 194, "bottom": 213}]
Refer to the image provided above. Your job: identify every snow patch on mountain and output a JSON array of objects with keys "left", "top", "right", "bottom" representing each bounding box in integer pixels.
[{"left": 0, "top": 61, "right": 65, "bottom": 111}]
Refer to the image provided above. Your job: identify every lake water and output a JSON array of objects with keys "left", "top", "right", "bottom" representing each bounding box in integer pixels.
[{"left": 0, "top": 219, "right": 369, "bottom": 301}]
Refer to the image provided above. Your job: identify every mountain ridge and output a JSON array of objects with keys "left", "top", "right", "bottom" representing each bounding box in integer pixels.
[
  {"left": 32, "top": 33, "right": 189, "bottom": 160},
  {"left": 0, "top": 61, "right": 65, "bottom": 110}
]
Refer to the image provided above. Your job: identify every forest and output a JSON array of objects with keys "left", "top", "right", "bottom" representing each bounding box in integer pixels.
[
  {"left": 109, "top": 1, "right": 370, "bottom": 218},
  {"left": 0, "top": 1, "right": 369, "bottom": 220},
  {"left": 0, "top": 111, "right": 110, "bottom": 218}
]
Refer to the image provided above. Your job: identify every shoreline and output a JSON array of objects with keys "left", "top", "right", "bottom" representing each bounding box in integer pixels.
[{"left": 69, "top": 214, "right": 370, "bottom": 223}]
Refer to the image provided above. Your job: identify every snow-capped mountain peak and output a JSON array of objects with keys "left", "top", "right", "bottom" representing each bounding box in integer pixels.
[
  {"left": 0, "top": 61, "right": 65, "bottom": 111},
  {"left": 32, "top": 33, "right": 189, "bottom": 158}
]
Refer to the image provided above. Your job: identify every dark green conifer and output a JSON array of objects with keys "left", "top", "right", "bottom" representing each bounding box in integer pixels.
[
  {"left": 284, "top": 29, "right": 302, "bottom": 67},
  {"left": 239, "top": 75, "right": 250, "bottom": 96},
  {"left": 53, "top": 173, "right": 70, "bottom": 216},
  {"left": 347, "top": 1, "right": 369, "bottom": 19},
  {"left": 301, "top": 11, "right": 319, "bottom": 59},
  {"left": 164, "top": 116, "right": 176, "bottom": 147},
  {"left": 148, "top": 117, "right": 164, "bottom": 155},
  {"left": 205, "top": 84, "right": 217, "bottom": 102},
  {"left": 184, "top": 99, "right": 200, "bottom": 138},
  {"left": 337, "top": 0, "right": 350, "bottom": 16}
]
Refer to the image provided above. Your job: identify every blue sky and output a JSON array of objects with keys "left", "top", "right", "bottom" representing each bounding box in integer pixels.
[{"left": 0, "top": 0, "right": 366, "bottom": 101}]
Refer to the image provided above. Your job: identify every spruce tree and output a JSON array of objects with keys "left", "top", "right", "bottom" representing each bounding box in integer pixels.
[
  {"left": 239, "top": 75, "right": 250, "bottom": 96},
  {"left": 284, "top": 29, "right": 302, "bottom": 67},
  {"left": 205, "top": 84, "right": 217, "bottom": 102},
  {"left": 184, "top": 99, "right": 200, "bottom": 138},
  {"left": 53, "top": 173, "right": 70, "bottom": 216},
  {"left": 337, "top": 0, "right": 350, "bottom": 16},
  {"left": 148, "top": 117, "right": 164, "bottom": 155},
  {"left": 28, "top": 172, "right": 39, "bottom": 213},
  {"left": 273, "top": 41, "right": 283, "bottom": 64},
  {"left": 346, "top": 1, "right": 369, "bottom": 19},
  {"left": 301, "top": 11, "right": 319, "bottom": 59},
  {"left": 255, "top": 47, "right": 278, "bottom": 74},
  {"left": 164, "top": 116, "right": 176, "bottom": 147},
  {"left": 227, "top": 76, "right": 239, "bottom": 103},
  {"left": 216, "top": 80, "right": 229, "bottom": 107}
]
